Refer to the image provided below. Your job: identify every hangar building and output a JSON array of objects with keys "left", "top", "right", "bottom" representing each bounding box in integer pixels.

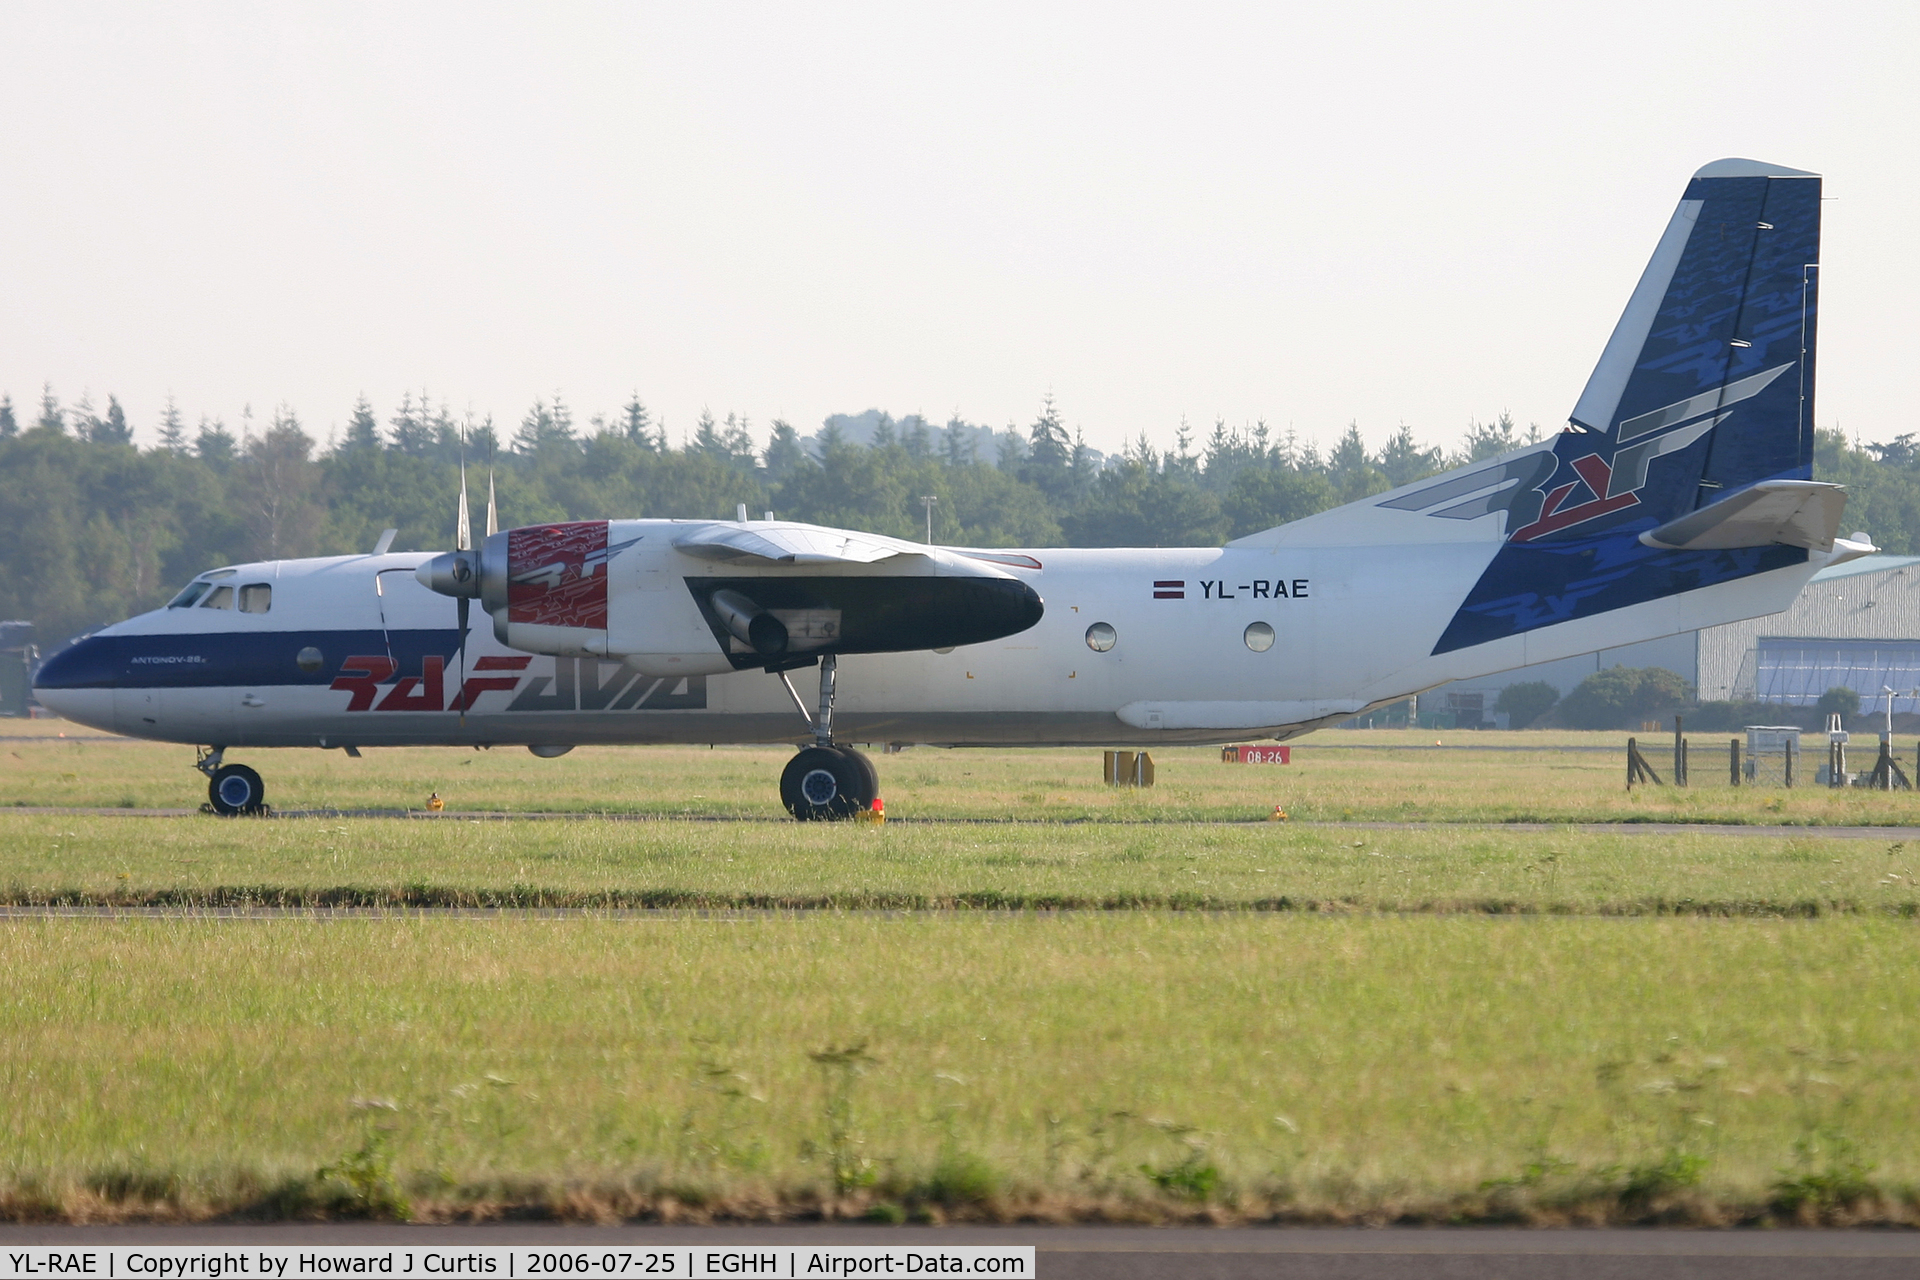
[{"left": 1417, "top": 555, "right": 1920, "bottom": 726}]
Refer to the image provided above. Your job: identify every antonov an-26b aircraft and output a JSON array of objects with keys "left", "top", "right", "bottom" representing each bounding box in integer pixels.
[{"left": 34, "top": 158, "right": 1873, "bottom": 819}]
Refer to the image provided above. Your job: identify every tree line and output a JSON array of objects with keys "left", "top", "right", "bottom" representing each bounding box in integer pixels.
[{"left": 0, "top": 382, "right": 1907, "bottom": 648}]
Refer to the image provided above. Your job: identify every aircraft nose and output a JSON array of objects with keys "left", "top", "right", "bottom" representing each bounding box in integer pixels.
[
  {"left": 32, "top": 633, "right": 118, "bottom": 692},
  {"left": 30, "top": 633, "right": 118, "bottom": 727}
]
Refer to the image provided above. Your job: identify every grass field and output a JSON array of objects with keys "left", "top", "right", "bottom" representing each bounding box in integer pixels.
[
  {"left": 3, "top": 721, "right": 1919, "bottom": 1225},
  {"left": 9, "top": 722, "right": 1920, "bottom": 827},
  {"left": 2, "top": 915, "right": 1917, "bottom": 1225},
  {"left": 1, "top": 813, "right": 1918, "bottom": 915}
]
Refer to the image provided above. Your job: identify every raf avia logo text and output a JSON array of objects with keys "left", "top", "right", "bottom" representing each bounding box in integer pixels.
[
  {"left": 1379, "top": 364, "right": 1792, "bottom": 541},
  {"left": 330, "top": 655, "right": 704, "bottom": 713}
]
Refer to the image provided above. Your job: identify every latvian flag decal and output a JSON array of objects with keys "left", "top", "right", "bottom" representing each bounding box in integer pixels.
[{"left": 1153, "top": 580, "right": 1185, "bottom": 599}]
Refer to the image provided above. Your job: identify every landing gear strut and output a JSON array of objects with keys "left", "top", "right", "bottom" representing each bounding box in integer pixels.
[
  {"left": 198, "top": 746, "right": 267, "bottom": 816},
  {"left": 776, "top": 654, "right": 878, "bottom": 821}
]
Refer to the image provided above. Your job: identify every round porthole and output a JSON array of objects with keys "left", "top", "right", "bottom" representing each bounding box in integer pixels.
[
  {"left": 1244, "top": 621, "right": 1275, "bottom": 652},
  {"left": 295, "top": 646, "right": 324, "bottom": 674},
  {"left": 1085, "top": 622, "right": 1117, "bottom": 652}
]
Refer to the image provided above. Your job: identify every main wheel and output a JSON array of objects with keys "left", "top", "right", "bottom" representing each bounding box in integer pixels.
[
  {"left": 208, "top": 763, "right": 266, "bottom": 816},
  {"left": 781, "top": 746, "right": 877, "bottom": 821},
  {"left": 839, "top": 746, "right": 879, "bottom": 802}
]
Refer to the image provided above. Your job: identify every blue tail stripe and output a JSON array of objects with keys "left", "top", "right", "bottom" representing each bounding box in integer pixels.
[{"left": 1432, "top": 162, "right": 1820, "bottom": 656}]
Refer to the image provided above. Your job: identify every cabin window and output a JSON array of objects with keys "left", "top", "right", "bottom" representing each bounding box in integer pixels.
[
  {"left": 1244, "top": 621, "right": 1275, "bottom": 652},
  {"left": 200, "top": 585, "right": 234, "bottom": 610},
  {"left": 1085, "top": 622, "right": 1117, "bottom": 652},
  {"left": 168, "top": 582, "right": 211, "bottom": 609},
  {"left": 239, "top": 584, "right": 272, "bottom": 614}
]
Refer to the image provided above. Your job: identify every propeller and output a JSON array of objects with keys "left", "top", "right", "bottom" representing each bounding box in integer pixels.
[{"left": 418, "top": 431, "right": 496, "bottom": 724}]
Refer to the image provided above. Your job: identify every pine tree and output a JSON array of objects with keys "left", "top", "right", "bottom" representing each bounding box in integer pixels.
[
  {"left": 1460, "top": 411, "right": 1521, "bottom": 463},
  {"left": 942, "top": 415, "right": 977, "bottom": 467},
  {"left": 37, "top": 385, "right": 64, "bottom": 434},
  {"left": 763, "top": 418, "right": 809, "bottom": 480},
  {"left": 901, "top": 414, "right": 932, "bottom": 459},
  {"left": 622, "top": 393, "right": 655, "bottom": 449},
  {"left": 513, "top": 396, "right": 575, "bottom": 453},
  {"left": 0, "top": 395, "right": 16, "bottom": 439},
  {"left": 1020, "top": 395, "right": 1075, "bottom": 497},
  {"left": 869, "top": 413, "right": 897, "bottom": 451},
  {"left": 71, "top": 391, "right": 101, "bottom": 443},
  {"left": 389, "top": 390, "right": 435, "bottom": 455},
  {"left": 157, "top": 396, "right": 187, "bottom": 453},
  {"left": 94, "top": 395, "right": 134, "bottom": 446},
  {"left": 1164, "top": 416, "right": 1199, "bottom": 482},
  {"left": 196, "top": 415, "right": 237, "bottom": 468},
  {"left": 344, "top": 395, "right": 381, "bottom": 451},
  {"left": 721, "top": 413, "right": 755, "bottom": 465},
  {"left": 995, "top": 426, "right": 1024, "bottom": 472},
  {"left": 1376, "top": 423, "right": 1443, "bottom": 488},
  {"left": 692, "top": 408, "right": 726, "bottom": 458}
]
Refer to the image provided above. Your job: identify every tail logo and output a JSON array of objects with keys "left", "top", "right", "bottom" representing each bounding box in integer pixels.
[
  {"left": 1382, "top": 361, "right": 1792, "bottom": 543},
  {"left": 1507, "top": 454, "right": 1641, "bottom": 542}
]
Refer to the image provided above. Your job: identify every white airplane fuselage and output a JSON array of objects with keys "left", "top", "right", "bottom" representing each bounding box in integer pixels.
[{"left": 36, "top": 527, "right": 1830, "bottom": 750}]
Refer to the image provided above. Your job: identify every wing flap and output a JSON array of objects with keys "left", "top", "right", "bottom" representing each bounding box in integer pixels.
[{"left": 671, "top": 522, "right": 922, "bottom": 565}]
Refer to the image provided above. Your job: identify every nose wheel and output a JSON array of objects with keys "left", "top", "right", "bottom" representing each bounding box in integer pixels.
[
  {"left": 197, "top": 746, "right": 268, "bottom": 816},
  {"left": 774, "top": 654, "right": 880, "bottom": 821}
]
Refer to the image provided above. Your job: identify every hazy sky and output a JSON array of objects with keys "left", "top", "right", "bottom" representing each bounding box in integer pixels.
[{"left": 0, "top": 2, "right": 1913, "bottom": 456}]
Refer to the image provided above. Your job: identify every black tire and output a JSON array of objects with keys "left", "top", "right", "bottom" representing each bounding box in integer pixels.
[
  {"left": 838, "top": 746, "right": 879, "bottom": 803},
  {"left": 208, "top": 763, "right": 266, "bottom": 816},
  {"left": 780, "top": 746, "right": 876, "bottom": 821}
]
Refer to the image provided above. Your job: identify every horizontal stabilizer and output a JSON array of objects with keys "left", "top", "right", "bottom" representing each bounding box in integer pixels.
[
  {"left": 1637, "top": 480, "right": 1851, "bottom": 552},
  {"left": 672, "top": 521, "right": 921, "bottom": 565}
]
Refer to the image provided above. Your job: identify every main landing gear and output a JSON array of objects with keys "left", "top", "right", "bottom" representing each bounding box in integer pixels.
[
  {"left": 775, "top": 654, "right": 879, "bottom": 821},
  {"left": 197, "top": 746, "right": 267, "bottom": 816}
]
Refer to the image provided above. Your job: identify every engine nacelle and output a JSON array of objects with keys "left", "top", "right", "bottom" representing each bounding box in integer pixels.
[
  {"left": 418, "top": 522, "right": 622, "bottom": 659},
  {"left": 420, "top": 517, "right": 1045, "bottom": 674}
]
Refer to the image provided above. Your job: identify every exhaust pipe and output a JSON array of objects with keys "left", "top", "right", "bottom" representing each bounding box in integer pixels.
[{"left": 710, "top": 589, "right": 789, "bottom": 655}]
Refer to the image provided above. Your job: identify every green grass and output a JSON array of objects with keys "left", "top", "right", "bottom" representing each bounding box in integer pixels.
[
  {"left": 2, "top": 812, "right": 1918, "bottom": 915},
  {"left": 10, "top": 726, "right": 1920, "bottom": 827},
  {"left": 1, "top": 914, "right": 1916, "bottom": 1224},
  {"left": 5, "top": 724, "right": 1920, "bottom": 1224}
]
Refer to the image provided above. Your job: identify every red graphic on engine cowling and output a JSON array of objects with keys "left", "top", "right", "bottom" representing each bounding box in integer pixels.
[{"left": 508, "top": 521, "right": 610, "bottom": 630}]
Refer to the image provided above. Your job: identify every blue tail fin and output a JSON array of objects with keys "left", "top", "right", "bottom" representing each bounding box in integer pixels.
[{"left": 1433, "top": 158, "right": 1822, "bottom": 654}]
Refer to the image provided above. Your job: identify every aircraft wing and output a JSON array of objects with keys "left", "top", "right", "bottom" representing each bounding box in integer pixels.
[{"left": 670, "top": 521, "right": 927, "bottom": 566}]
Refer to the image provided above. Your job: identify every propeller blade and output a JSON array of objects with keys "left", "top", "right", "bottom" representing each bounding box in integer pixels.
[
  {"left": 456, "top": 461, "right": 472, "bottom": 552},
  {"left": 485, "top": 439, "right": 498, "bottom": 537},
  {"left": 456, "top": 595, "right": 469, "bottom": 727}
]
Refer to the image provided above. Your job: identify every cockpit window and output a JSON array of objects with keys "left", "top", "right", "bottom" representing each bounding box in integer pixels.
[
  {"left": 238, "top": 584, "right": 272, "bottom": 614},
  {"left": 200, "top": 585, "right": 235, "bottom": 610},
  {"left": 167, "top": 582, "right": 211, "bottom": 609}
]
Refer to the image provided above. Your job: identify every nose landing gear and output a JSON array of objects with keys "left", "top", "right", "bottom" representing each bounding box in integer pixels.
[
  {"left": 774, "top": 654, "right": 879, "bottom": 821},
  {"left": 197, "top": 746, "right": 267, "bottom": 816}
]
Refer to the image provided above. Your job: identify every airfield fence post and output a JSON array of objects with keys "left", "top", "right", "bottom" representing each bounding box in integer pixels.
[
  {"left": 1730, "top": 738, "right": 1740, "bottom": 787},
  {"left": 1680, "top": 737, "right": 1689, "bottom": 786},
  {"left": 1626, "top": 738, "right": 1663, "bottom": 789},
  {"left": 1674, "top": 716, "right": 1686, "bottom": 786},
  {"left": 1785, "top": 740, "right": 1795, "bottom": 788}
]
